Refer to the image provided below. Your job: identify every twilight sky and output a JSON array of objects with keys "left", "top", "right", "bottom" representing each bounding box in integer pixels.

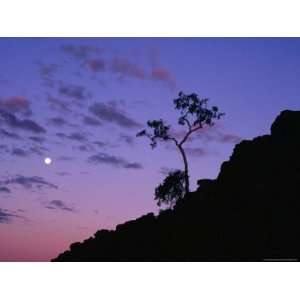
[{"left": 0, "top": 38, "right": 299, "bottom": 261}]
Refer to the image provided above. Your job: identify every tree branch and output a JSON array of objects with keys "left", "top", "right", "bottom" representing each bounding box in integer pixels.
[
  {"left": 179, "top": 125, "right": 202, "bottom": 146},
  {"left": 182, "top": 116, "right": 192, "bottom": 131},
  {"left": 168, "top": 136, "right": 179, "bottom": 147}
]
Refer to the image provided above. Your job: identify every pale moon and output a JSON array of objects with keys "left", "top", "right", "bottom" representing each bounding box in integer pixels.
[{"left": 44, "top": 157, "right": 52, "bottom": 165}]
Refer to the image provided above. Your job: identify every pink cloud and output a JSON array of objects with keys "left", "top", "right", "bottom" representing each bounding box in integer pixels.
[
  {"left": 0, "top": 96, "right": 31, "bottom": 114},
  {"left": 151, "top": 67, "right": 176, "bottom": 90},
  {"left": 194, "top": 124, "right": 242, "bottom": 144},
  {"left": 86, "top": 59, "right": 106, "bottom": 72},
  {"left": 185, "top": 147, "right": 208, "bottom": 157},
  {"left": 169, "top": 128, "right": 187, "bottom": 141},
  {"left": 111, "top": 57, "right": 146, "bottom": 80},
  {"left": 62, "top": 44, "right": 178, "bottom": 91},
  {"left": 218, "top": 133, "right": 242, "bottom": 144},
  {"left": 169, "top": 123, "right": 242, "bottom": 145}
]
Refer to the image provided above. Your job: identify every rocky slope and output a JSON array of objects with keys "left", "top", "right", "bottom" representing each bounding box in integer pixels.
[{"left": 52, "top": 110, "right": 300, "bottom": 261}]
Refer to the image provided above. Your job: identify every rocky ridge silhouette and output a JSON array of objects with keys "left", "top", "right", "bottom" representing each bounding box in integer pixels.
[{"left": 52, "top": 110, "right": 300, "bottom": 261}]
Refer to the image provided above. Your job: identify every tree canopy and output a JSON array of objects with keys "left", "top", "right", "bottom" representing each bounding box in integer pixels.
[{"left": 137, "top": 91, "right": 224, "bottom": 208}]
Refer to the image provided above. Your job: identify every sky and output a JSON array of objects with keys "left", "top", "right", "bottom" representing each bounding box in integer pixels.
[{"left": 0, "top": 38, "right": 299, "bottom": 261}]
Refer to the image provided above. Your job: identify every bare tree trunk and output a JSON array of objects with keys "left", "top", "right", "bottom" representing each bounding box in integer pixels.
[{"left": 177, "top": 145, "right": 190, "bottom": 195}]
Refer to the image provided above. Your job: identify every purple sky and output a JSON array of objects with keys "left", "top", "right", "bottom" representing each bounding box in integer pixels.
[{"left": 0, "top": 38, "right": 299, "bottom": 261}]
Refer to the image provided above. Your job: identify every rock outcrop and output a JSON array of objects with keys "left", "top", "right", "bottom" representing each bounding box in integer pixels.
[{"left": 52, "top": 110, "right": 300, "bottom": 261}]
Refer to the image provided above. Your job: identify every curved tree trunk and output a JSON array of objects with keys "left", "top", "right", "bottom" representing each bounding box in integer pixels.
[{"left": 177, "top": 145, "right": 190, "bottom": 195}]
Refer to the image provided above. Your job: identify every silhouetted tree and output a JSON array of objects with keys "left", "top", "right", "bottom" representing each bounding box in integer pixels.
[
  {"left": 137, "top": 92, "right": 224, "bottom": 196},
  {"left": 155, "top": 170, "right": 185, "bottom": 209}
]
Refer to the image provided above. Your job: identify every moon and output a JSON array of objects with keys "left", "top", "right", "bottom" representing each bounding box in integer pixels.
[{"left": 44, "top": 157, "right": 52, "bottom": 165}]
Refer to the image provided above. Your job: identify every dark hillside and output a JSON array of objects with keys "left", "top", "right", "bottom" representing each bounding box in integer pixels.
[{"left": 52, "top": 110, "right": 300, "bottom": 261}]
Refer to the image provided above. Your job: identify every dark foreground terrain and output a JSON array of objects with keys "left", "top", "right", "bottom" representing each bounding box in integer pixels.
[{"left": 53, "top": 110, "right": 300, "bottom": 261}]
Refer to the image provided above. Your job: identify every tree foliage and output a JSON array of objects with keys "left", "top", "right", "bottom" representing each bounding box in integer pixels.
[
  {"left": 137, "top": 92, "right": 224, "bottom": 149},
  {"left": 136, "top": 119, "right": 171, "bottom": 148},
  {"left": 154, "top": 170, "right": 185, "bottom": 209},
  {"left": 174, "top": 91, "right": 224, "bottom": 129}
]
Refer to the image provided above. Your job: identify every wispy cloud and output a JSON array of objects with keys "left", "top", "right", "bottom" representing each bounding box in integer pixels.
[
  {"left": 56, "top": 171, "right": 70, "bottom": 176},
  {"left": 194, "top": 126, "right": 242, "bottom": 144},
  {"left": 0, "top": 129, "right": 22, "bottom": 140},
  {"left": 0, "top": 187, "right": 11, "bottom": 193},
  {"left": 151, "top": 68, "right": 176, "bottom": 90},
  {"left": 5, "top": 145, "right": 47, "bottom": 158},
  {"left": 48, "top": 117, "right": 68, "bottom": 127},
  {"left": 0, "top": 175, "right": 58, "bottom": 190},
  {"left": 82, "top": 115, "right": 103, "bottom": 126},
  {"left": 57, "top": 155, "right": 75, "bottom": 161},
  {"left": 89, "top": 102, "right": 140, "bottom": 129},
  {"left": 119, "top": 133, "right": 135, "bottom": 146},
  {"left": 61, "top": 44, "right": 103, "bottom": 60},
  {"left": 111, "top": 57, "right": 146, "bottom": 80},
  {"left": 85, "top": 58, "right": 106, "bottom": 72},
  {"left": 0, "top": 208, "right": 21, "bottom": 223},
  {"left": 38, "top": 63, "right": 58, "bottom": 78},
  {"left": 216, "top": 133, "right": 242, "bottom": 144},
  {"left": 0, "top": 144, "right": 9, "bottom": 153},
  {"left": 0, "top": 96, "right": 31, "bottom": 115},
  {"left": 61, "top": 44, "right": 177, "bottom": 91},
  {"left": 0, "top": 110, "right": 46, "bottom": 134},
  {"left": 185, "top": 147, "right": 208, "bottom": 157},
  {"left": 37, "top": 63, "right": 58, "bottom": 88},
  {"left": 47, "top": 94, "right": 71, "bottom": 113},
  {"left": 58, "top": 82, "right": 90, "bottom": 101},
  {"left": 77, "top": 144, "right": 95, "bottom": 152},
  {"left": 88, "top": 152, "right": 142, "bottom": 169},
  {"left": 93, "top": 141, "right": 113, "bottom": 149},
  {"left": 29, "top": 145, "right": 48, "bottom": 156},
  {"left": 45, "top": 200, "right": 75, "bottom": 212},
  {"left": 169, "top": 124, "right": 242, "bottom": 145},
  {"left": 29, "top": 136, "right": 45, "bottom": 143},
  {"left": 56, "top": 132, "right": 88, "bottom": 142},
  {"left": 11, "top": 148, "right": 28, "bottom": 157}
]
